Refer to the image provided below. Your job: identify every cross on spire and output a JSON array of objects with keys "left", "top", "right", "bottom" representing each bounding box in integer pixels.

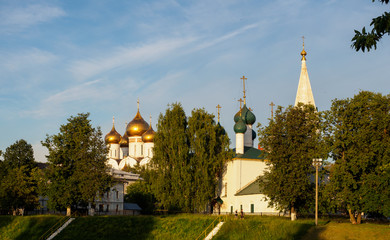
[
  {"left": 149, "top": 115, "right": 152, "bottom": 125},
  {"left": 238, "top": 98, "right": 244, "bottom": 110},
  {"left": 241, "top": 75, "right": 247, "bottom": 104},
  {"left": 302, "top": 36, "right": 305, "bottom": 48},
  {"left": 216, "top": 104, "right": 222, "bottom": 123},
  {"left": 269, "top": 102, "right": 275, "bottom": 120},
  {"left": 137, "top": 98, "right": 140, "bottom": 111}
]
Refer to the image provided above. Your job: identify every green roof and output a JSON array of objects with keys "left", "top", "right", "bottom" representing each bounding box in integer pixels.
[
  {"left": 233, "top": 146, "right": 266, "bottom": 160},
  {"left": 235, "top": 179, "right": 263, "bottom": 196}
]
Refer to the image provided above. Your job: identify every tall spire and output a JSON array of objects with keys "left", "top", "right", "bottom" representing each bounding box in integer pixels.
[{"left": 295, "top": 38, "right": 316, "bottom": 108}]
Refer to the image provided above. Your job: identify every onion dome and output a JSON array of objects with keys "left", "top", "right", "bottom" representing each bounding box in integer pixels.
[
  {"left": 142, "top": 124, "right": 155, "bottom": 143},
  {"left": 119, "top": 131, "right": 129, "bottom": 147},
  {"left": 301, "top": 48, "right": 307, "bottom": 61},
  {"left": 105, "top": 119, "right": 121, "bottom": 144},
  {"left": 126, "top": 102, "right": 149, "bottom": 137},
  {"left": 234, "top": 105, "right": 256, "bottom": 125},
  {"left": 252, "top": 129, "right": 256, "bottom": 140},
  {"left": 234, "top": 117, "right": 247, "bottom": 133}
]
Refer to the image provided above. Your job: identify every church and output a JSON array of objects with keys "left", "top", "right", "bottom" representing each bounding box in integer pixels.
[
  {"left": 104, "top": 100, "right": 156, "bottom": 170},
  {"left": 218, "top": 43, "right": 316, "bottom": 214}
]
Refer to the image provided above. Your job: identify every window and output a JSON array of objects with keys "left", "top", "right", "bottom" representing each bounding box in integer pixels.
[
  {"left": 116, "top": 191, "right": 119, "bottom": 199},
  {"left": 141, "top": 145, "right": 143, "bottom": 155},
  {"left": 240, "top": 205, "right": 243, "bottom": 211},
  {"left": 134, "top": 145, "right": 136, "bottom": 155},
  {"left": 251, "top": 204, "right": 254, "bottom": 213},
  {"left": 230, "top": 206, "right": 233, "bottom": 214}
]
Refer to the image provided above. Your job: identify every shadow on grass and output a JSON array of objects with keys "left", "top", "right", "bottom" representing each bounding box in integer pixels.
[{"left": 55, "top": 216, "right": 157, "bottom": 240}]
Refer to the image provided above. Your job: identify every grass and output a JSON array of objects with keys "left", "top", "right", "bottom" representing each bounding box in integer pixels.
[
  {"left": 213, "top": 215, "right": 315, "bottom": 240},
  {"left": 301, "top": 221, "right": 390, "bottom": 240},
  {"left": 0, "top": 215, "right": 62, "bottom": 240},
  {"left": 55, "top": 214, "right": 215, "bottom": 240}
]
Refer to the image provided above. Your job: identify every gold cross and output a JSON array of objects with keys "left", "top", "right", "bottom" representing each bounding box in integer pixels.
[
  {"left": 302, "top": 36, "right": 305, "bottom": 48},
  {"left": 270, "top": 102, "right": 275, "bottom": 120},
  {"left": 238, "top": 98, "right": 243, "bottom": 109},
  {"left": 241, "top": 75, "right": 247, "bottom": 104},
  {"left": 216, "top": 104, "right": 222, "bottom": 123},
  {"left": 137, "top": 98, "right": 140, "bottom": 111}
]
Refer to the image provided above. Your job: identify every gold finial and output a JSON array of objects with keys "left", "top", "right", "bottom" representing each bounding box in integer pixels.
[
  {"left": 149, "top": 115, "right": 152, "bottom": 125},
  {"left": 112, "top": 116, "right": 115, "bottom": 126},
  {"left": 301, "top": 36, "right": 307, "bottom": 60},
  {"left": 270, "top": 102, "right": 275, "bottom": 120},
  {"left": 216, "top": 104, "right": 222, "bottom": 123},
  {"left": 241, "top": 75, "right": 247, "bottom": 104},
  {"left": 137, "top": 98, "right": 140, "bottom": 111},
  {"left": 238, "top": 98, "right": 243, "bottom": 110}
]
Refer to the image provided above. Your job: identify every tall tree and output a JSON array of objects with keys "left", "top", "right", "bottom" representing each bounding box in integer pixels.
[
  {"left": 42, "top": 113, "right": 112, "bottom": 216},
  {"left": 0, "top": 139, "right": 40, "bottom": 215},
  {"left": 258, "top": 104, "right": 327, "bottom": 220},
  {"left": 149, "top": 103, "right": 231, "bottom": 212},
  {"left": 187, "top": 108, "right": 231, "bottom": 212},
  {"left": 324, "top": 91, "right": 390, "bottom": 224},
  {"left": 149, "top": 103, "right": 190, "bottom": 211},
  {"left": 351, "top": 0, "right": 390, "bottom": 52}
]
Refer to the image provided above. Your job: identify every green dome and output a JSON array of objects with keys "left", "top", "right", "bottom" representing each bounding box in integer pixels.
[
  {"left": 252, "top": 129, "right": 256, "bottom": 140},
  {"left": 234, "top": 118, "right": 247, "bottom": 133},
  {"left": 245, "top": 108, "right": 256, "bottom": 125},
  {"left": 234, "top": 104, "right": 256, "bottom": 125}
]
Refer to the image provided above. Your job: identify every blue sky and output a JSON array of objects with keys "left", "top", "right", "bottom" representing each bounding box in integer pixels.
[{"left": 1, "top": 0, "right": 389, "bottom": 162}]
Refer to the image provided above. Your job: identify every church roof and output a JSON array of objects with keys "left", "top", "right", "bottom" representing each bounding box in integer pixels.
[
  {"left": 233, "top": 146, "right": 266, "bottom": 160},
  {"left": 235, "top": 178, "right": 262, "bottom": 196}
]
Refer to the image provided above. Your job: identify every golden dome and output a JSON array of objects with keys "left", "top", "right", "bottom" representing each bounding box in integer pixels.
[
  {"left": 142, "top": 124, "right": 155, "bottom": 143},
  {"left": 126, "top": 106, "right": 149, "bottom": 137},
  {"left": 301, "top": 48, "right": 307, "bottom": 60},
  {"left": 105, "top": 120, "right": 121, "bottom": 144},
  {"left": 119, "top": 131, "right": 129, "bottom": 147}
]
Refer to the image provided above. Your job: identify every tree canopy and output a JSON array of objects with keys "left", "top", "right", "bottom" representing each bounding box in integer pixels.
[
  {"left": 0, "top": 139, "right": 41, "bottom": 215},
  {"left": 149, "top": 103, "right": 231, "bottom": 212},
  {"left": 258, "top": 104, "right": 327, "bottom": 220},
  {"left": 42, "top": 113, "right": 112, "bottom": 215},
  {"left": 324, "top": 91, "right": 390, "bottom": 224},
  {"left": 351, "top": 0, "right": 390, "bottom": 52}
]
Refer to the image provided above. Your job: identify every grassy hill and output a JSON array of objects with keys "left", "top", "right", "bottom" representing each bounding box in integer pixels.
[
  {"left": 0, "top": 215, "right": 62, "bottom": 240},
  {"left": 0, "top": 214, "right": 389, "bottom": 240},
  {"left": 55, "top": 214, "right": 214, "bottom": 240}
]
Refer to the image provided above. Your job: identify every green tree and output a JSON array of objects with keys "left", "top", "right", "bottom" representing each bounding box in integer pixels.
[
  {"left": 149, "top": 103, "right": 231, "bottom": 212},
  {"left": 42, "top": 113, "right": 112, "bottom": 216},
  {"left": 352, "top": 0, "right": 390, "bottom": 52},
  {"left": 324, "top": 91, "right": 390, "bottom": 224},
  {"left": 124, "top": 181, "right": 156, "bottom": 214},
  {"left": 0, "top": 140, "right": 40, "bottom": 215},
  {"left": 2, "top": 139, "right": 36, "bottom": 170},
  {"left": 258, "top": 104, "right": 327, "bottom": 220}
]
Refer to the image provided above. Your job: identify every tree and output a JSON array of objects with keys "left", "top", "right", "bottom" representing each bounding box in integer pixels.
[
  {"left": 351, "top": 0, "right": 390, "bottom": 52},
  {"left": 258, "top": 104, "right": 327, "bottom": 220},
  {"left": 0, "top": 139, "right": 40, "bottom": 215},
  {"left": 42, "top": 113, "right": 112, "bottom": 216},
  {"left": 124, "top": 181, "right": 156, "bottom": 214},
  {"left": 2, "top": 139, "right": 36, "bottom": 170},
  {"left": 149, "top": 103, "right": 231, "bottom": 212},
  {"left": 187, "top": 108, "right": 231, "bottom": 212},
  {"left": 324, "top": 91, "right": 390, "bottom": 224}
]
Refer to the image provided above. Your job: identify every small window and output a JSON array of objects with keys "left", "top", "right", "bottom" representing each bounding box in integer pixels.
[
  {"left": 134, "top": 145, "right": 136, "bottom": 155},
  {"left": 251, "top": 204, "right": 254, "bottom": 213},
  {"left": 230, "top": 206, "right": 233, "bottom": 214},
  {"left": 240, "top": 205, "right": 243, "bottom": 211},
  {"left": 141, "top": 145, "right": 143, "bottom": 155},
  {"left": 116, "top": 191, "right": 119, "bottom": 199}
]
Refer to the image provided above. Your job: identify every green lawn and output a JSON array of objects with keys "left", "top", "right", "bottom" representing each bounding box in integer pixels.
[
  {"left": 55, "top": 214, "right": 215, "bottom": 240},
  {"left": 0, "top": 215, "right": 62, "bottom": 240},
  {"left": 301, "top": 221, "right": 390, "bottom": 240},
  {"left": 214, "top": 215, "right": 315, "bottom": 240}
]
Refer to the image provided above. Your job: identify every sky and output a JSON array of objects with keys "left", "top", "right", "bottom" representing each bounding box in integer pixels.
[{"left": 1, "top": 0, "right": 389, "bottom": 162}]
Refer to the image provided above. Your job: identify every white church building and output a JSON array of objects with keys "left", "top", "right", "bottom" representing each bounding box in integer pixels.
[{"left": 218, "top": 43, "right": 316, "bottom": 214}]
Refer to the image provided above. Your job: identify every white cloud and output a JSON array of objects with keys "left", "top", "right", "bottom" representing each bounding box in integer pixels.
[
  {"left": 0, "top": 4, "right": 66, "bottom": 33},
  {"left": 0, "top": 48, "right": 58, "bottom": 72},
  {"left": 68, "top": 37, "right": 196, "bottom": 81}
]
